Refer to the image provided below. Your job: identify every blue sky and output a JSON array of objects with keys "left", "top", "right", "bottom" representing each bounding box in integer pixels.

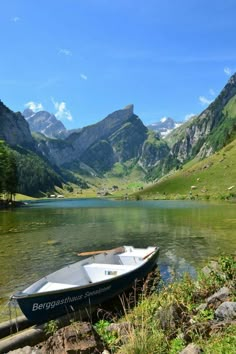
[{"left": 1, "top": 0, "right": 236, "bottom": 129}]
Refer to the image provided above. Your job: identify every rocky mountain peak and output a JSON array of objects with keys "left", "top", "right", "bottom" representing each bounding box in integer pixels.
[
  {"left": 23, "top": 108, "right": 34, "bottom": 118},
  {"left": 147, "top": 117, "right": 182, "bottom": 137},
  {"left": 23, "top": 109, "right": 67, "bottom": 138},
  {"left": 123, "top": 104, "right": 134, "bottom": 112}
]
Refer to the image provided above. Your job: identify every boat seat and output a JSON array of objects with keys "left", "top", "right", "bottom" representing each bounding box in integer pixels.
[
  {"left": 118, "top": 249, "right": 153, "bottom": 265},
  {"left": 37, "top": 281, "right": 77, "bottom": 293},
  {"left": 84, "top": 263, "right": 136, "bottom": 283}
]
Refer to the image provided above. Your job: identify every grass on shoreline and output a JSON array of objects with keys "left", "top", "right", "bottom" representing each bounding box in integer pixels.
[{"left": 95, "top": 255, "right": 236, "bottom": 353}]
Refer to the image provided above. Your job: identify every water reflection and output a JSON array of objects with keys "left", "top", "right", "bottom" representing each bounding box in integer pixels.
[{"left": 0, "top": 199, "right": 235, "bottom": 320}]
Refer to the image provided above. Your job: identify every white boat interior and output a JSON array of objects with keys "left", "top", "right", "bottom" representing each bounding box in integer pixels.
[{"left": 22, "top": 246, "right": 156, "bottom": 295}]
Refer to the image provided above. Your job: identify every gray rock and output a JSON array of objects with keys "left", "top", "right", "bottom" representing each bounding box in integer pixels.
[
  {"left": 8, "top": 346, "right": 41, "bottom": 354},
  {"left": 207, "top": 287, "right": 231, "bottom": 305},
  {"left": 201, "top": 261, "right": 220, "bottom": 277},
  {"left": 201, "top": 265, "right": 212, "bottom": 276},
  {"left": 107, "top": 322, "right": 130, "bottom": 336},
  {"left": 180, "top": 343, "right": 202, "bottom": 354},
  {"left": 215, "top": 302, "right": 236, "bottom": 320},
  {"left": 156, "top": 303, "right": 189, "bottom": 331},
  {"left": 196, "top": 303, "right": 208, "bottom": 312}
]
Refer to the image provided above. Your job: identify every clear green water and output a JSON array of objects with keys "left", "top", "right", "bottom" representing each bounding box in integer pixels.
[{"left": 0, "top": 199, "right": 235, "bottom": 320}]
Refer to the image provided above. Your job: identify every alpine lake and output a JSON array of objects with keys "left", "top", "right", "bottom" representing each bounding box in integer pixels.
[{"left": 0, "top": 198, "right": 235, "bottom": 322}]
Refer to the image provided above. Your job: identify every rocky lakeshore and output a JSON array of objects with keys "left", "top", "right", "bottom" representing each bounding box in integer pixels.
[{"left": 3, "top": 255, "right": 236, "bottom": 354}]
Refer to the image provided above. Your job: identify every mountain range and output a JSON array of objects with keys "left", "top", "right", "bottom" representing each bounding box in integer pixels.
[
  {"left": 0, "top": 73, "right": 236, "bottom": 196},
  {"left": 147, "top": 117, "right": 182, "bottom": 137},
  {"left": 25, "top": 108, "right": 181, "bottom": 140}
]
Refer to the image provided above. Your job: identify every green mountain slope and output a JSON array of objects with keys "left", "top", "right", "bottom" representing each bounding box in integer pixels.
[
  {"left": 165, "top": 74, "right": 236, "bottom": 163},
  {"left": 135, "top": 138, "right": 236, "bottom": 200}
]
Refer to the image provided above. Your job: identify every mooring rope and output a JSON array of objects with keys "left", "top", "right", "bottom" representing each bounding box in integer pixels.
[{"left": 5, "top": 297, "right": 20, "bottom": 334}]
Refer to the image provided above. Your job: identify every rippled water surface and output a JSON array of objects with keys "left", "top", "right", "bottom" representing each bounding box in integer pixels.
[{"left": 0, "top": 198, "right": 235, "bottom": 320}]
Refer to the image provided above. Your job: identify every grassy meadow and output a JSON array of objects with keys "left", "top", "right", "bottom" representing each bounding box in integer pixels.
[{"left": 134, "top": 139, "right": 236, "bottom": 201}]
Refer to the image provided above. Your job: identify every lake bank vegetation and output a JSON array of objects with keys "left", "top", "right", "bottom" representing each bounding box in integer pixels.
[{"left": 28, "top": 255, "right": 236, "bottom": 353}]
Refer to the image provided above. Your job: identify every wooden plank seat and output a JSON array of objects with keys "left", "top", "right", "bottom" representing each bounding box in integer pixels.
[{"left": 84, "top": 263, "right": 136, "bottom": 282}]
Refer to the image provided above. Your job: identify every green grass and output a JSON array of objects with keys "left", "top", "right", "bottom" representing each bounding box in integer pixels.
[
  {"left": 135, "top": 139, "right": 236, "bottom": 200},
  {"left": 14, "top": 193, "right": 37, "bottom": 201},
  {"left": 96, "top": 256, "right": 236, "bottom": 354}
]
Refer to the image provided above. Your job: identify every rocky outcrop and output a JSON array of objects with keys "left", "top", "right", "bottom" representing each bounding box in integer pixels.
[
  {"left": 36, "top": 322, "right": 106, "bottom": 354},
  {"left": 35, "top": 137, "right": 75, "bottom": 167},
  {"left": 138, "top": 136, "right": 170, "bottom": 171},
  {"left": 109, "top": 114, "right": 148, "bottom": 162},
  {"left": 0, "top": 101, "right": 35, "bottom": 149}
]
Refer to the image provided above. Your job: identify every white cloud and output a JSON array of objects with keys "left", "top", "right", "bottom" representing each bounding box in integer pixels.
[
  {"left": 51, "top": 98, "right": 73, "bottom": 121},
  {"left": 58, "top": 48, "right": 72, "bottom": 56},
  {"left": 11, "top": 16, "right": 20, "bottom": 22},
  {"left": 199, "top": 96, "right": 213, "bottom": 106},
  {"left": 24, "top": 101, "right": 43, "bottom": 112},
  {"left": 224, "top": 67, "right": 232, "bottom": 76},
  {"left": 80, "top": 73, "right": 88, "bottom": 80},
  {"left": 184, "top": 113, "right": 195, "bottom": 121},
  {"left": 209, "top": 88, "right": 215, "bottom": 96}
]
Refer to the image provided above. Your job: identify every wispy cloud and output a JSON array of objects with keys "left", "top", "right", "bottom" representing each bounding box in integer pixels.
[
  {"left": 11, "top": 16, "right": 20, "bottom": 22},
  {"left": 51, "top": 98, "right": 72, "bottom": 121},
  {"left": 224, "top": 67, "right": 233, "bottom": 76},
  {"left": 80, "top": 73, "right": 88, "bottom": 80},
  {"left": 209, "top": 88, "right": 215, "bottom": 96},
  {"left": 58, "top": 48, "right": 72, "bottom": 56},
  {"left": 24, "top": 101, "right": 43, "bottom": 112},
  {"left": 185, "top": 113, "right": 195, "bottom": 121},
  {"left": 199, "top": 96, "right": 213, "bottom": 106}
]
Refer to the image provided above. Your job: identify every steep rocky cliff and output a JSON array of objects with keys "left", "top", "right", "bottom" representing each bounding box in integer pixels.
[
  {"left": 0, "top": 101, "right": 35, "bottom": 149},
  {"left": 67, "top": 104, "right": 136, "bottom": 157},
  {"left": 37, "top": 105, "right": 152, "bottom": 174},
  {"left": 138, "top": 131, "right": 170, "bottom": 172},
  {"left": 166, "top": 73, "right": 236, "bottom": 162}
]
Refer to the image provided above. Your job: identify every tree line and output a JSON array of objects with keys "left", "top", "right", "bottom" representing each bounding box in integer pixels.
[
  {"left": 0, "top": 141, "right": 18, "bottom": 202},
  {"left": 0, "top": 140, "right": 87, "bottom": 200}
]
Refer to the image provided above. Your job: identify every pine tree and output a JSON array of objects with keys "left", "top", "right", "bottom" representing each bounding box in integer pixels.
[
  {"left": 5, "top": 151, "right": 18, "bottom": 201},
  {"left": 0, "top": 142, "right": 18, "bottom": 202}
]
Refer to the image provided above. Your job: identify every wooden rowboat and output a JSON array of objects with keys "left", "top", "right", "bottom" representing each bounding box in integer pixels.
[{"left": 11, "top": 245, "right": 159, "bottom": 324}]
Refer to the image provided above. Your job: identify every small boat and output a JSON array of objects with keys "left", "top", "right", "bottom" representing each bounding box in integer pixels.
[{"left": 11, "top": 245, "right": 159, "bottom": 324}]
